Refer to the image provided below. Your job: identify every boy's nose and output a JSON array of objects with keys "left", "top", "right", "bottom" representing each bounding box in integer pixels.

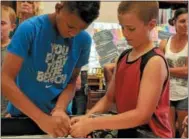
[{"left": 122, "top": 29, "right": 129, "bottom": 38}]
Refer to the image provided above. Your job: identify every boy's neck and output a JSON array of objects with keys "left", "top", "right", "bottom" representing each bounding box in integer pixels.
[
  {"left": 48, "top": 13, "right": 60, "bottom": 36},
  {"left": 128, "top": 40, "right": 154, "bottom": 62},
  {"left": 1, "top": 39, "right": 10, "bottom": 48},
  {"left": 132, "top": 40, "right": 154, "bottom": 55},
  {"left": 48, "top": 13, "right": 56, "bottom": 27}
]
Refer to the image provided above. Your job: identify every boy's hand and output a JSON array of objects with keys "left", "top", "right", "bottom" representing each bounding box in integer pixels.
[
  {"left": 71, "top": 115, "right": 89, "bottom": 125},
  {"left": 5, "top": 113, "right": 12, "bottom": 118},
  {"left": 36, "top": 114, "right": 69, "bottom": 138},
  {"left": 70, "top": 118, "right": 94, "bottom": 138},
  {"left": 50, "top": 108, "right": 71, "bottom": 137}
]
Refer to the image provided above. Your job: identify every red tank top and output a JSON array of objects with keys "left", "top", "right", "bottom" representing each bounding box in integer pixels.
[{"left": 115, "top": 47, "right": 172, "bottom": 138}]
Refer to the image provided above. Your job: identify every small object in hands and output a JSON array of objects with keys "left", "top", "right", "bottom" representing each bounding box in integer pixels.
[{"left": 88, "top": 113, "right": 118, "bottom": 138}]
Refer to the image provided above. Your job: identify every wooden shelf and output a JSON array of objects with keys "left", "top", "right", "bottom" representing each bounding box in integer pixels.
[
  {"left": 87, "top": 90, "right": 106, "bottom": 109},
  {"left": 88, "top": 76, "right": 101, "bottom": 79},
  {"left": 88, "top": 83, "right": 100, "bottom": 86},
  {"left": 88, "top": 74, "right": 104, "bottom": 90}
]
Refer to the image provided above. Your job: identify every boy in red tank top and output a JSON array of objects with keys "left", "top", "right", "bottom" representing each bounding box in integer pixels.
[{"left": 70, "top": 2, "right": 172, "bottom": 138}]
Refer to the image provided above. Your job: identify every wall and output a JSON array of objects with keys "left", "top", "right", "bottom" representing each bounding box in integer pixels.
[
  {"left": 96, "top": 2, "right": 119, "bottom": 23},
  {"left": 42, "top": 2, "right": 57, "bottom": 14}
]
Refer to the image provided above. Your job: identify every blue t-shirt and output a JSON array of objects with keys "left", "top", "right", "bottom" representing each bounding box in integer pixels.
[{"left": 7, "top": 14, "right": 92, "bottom": 116}]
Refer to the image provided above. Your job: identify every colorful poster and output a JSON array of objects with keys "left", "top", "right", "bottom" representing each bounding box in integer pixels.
[
  {"left": 93, "top": 29, "right": 120, "bottom": 66},
  {"left": 86, "top": 22, "right": 175, "bottom": 68}
]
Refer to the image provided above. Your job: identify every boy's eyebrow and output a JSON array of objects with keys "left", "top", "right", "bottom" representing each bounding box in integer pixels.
[
  {"left": 125, "top": 25, "right": 135, "bottom": 28},
  {"left": 119, "top": 23, "right": 134, "bottom": 27},
  {"left": 67, "top": 24, "right": 75, "bottom": 28},
  {"left": 67, "top": 22, "right": 77, "bottom": 29}
]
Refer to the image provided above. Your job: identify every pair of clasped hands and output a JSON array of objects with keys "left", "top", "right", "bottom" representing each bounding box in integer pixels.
[{"left": 37, "top": 108, "right": 94, "bottom": 138}]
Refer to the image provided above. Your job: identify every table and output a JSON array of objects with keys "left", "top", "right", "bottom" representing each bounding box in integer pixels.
[
  {"left": 2, "top": 135, "right": 74, "bottom": 138},
  {"left": 1, "top": 115, "right": 118, "bottom": 138}
]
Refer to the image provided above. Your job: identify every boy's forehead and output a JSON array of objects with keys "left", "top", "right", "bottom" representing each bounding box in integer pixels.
[
  {"left": 1, "top": 11, "right": 10, "bottom": 19},
  {"left": 118, "top": 12, "right": 142, "bottom": 24}
]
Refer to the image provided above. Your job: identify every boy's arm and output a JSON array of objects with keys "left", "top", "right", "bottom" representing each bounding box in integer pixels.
[
  {"left": 2, "top": 21, "right": 47, "bottom": 121},
  {"left": 90, "top": 56, "right": 167, "bottom": 130},
  {"left": 104, "top": 63, "right": 116, "bottom": 87},
  {"left": 86, "top": 64, "right": 117, "bottom": 116},
  {"left": 53, "top": 32, "right": 92, "bottom": 112},
  {"left": 1, "top": 52, "right": 47, "bottom": 122},
  {"left": 53, "top": 68, "right": 81, "bottom": 112},
  {"left": 53, "top": 33, "right": 93, "bottom": 119}
]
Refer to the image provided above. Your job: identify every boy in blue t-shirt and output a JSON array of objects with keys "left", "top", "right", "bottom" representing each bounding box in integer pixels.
[{"left": 1, "top": 2, "right": 100, "bottom": 138}]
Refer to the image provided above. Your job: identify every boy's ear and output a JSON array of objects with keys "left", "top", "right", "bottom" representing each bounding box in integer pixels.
[
  {"left": 148, "top": 19, "right": 157, "bottom": 30},
  {"left": 55, "top": 2, "right": 64, "bottom": 13},
  {"left": 11, "top": 24, "right": 16, "bottom": 31}
]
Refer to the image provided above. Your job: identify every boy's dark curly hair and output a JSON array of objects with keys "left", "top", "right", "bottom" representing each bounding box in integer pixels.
[{"left": 63, "top": 1, "right": 100, "bottom": 24}]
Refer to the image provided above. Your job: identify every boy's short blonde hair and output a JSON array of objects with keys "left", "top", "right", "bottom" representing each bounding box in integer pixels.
[
  {"left": 118, "top": 1, "right": 159, "bottom": 24},
  {"left": 1, "top": 5, "right": 16, "bottom": 24}
]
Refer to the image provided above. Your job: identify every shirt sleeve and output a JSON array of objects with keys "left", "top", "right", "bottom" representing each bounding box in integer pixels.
[
  {"left": 7, "top": 20, "right": 35, "bottom": 59},
  {"left": 75, "top": 32, "right": 92, "bottom": 68}
]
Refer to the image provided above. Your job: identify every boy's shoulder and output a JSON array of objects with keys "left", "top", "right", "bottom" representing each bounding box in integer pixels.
[
  {"left": 16, "top": 14, "right": 52, "bottom": 35},
  {"left": 143, "top": 47, "right": 165, "bottom": 59},
  {"left": 74, "top": 31, "right": 92, "bottom": 47},
  {"left": 141, "top": 47, "right": 165, "bottom": 62},
  {"left": 75, "top": 31, "right": 91, "bottom": 41},
  {"left": 140, "top": 47, "right": 167, "bottom": 75},
  {"left": 26, "top": 14, "right": 48, "bottom": 25}
]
